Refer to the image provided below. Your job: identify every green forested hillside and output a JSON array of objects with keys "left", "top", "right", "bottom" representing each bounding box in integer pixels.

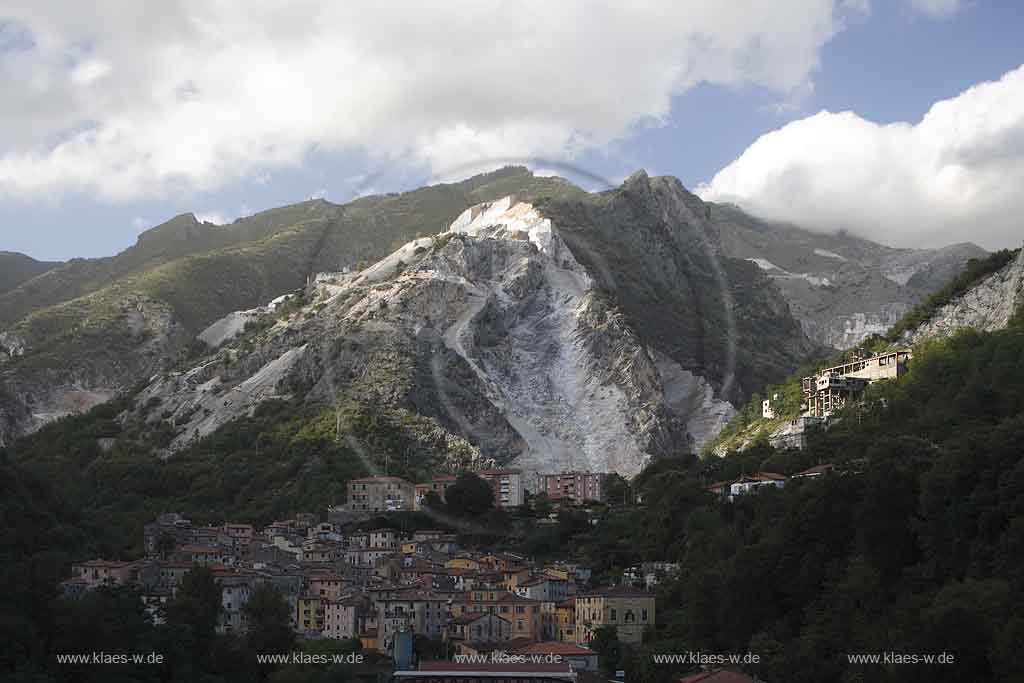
[{"left": 572, "top": 324, "right": 1024, "bottom": 682}]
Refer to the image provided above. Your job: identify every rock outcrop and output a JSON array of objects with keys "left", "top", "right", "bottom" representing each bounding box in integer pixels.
[
  {"left": 900, "top": 247, "right": 1024, "bottom": 344},
  {"left": 709, "top": 204, "right": 988, "bottom": 349}
]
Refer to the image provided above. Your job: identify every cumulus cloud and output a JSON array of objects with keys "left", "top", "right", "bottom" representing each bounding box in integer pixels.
[
  {"left": 0, "top": 0, "right": 850, "bottom": 201},
  {"left": 698, "top": 64, "right": 1024, "bottom": 250}
]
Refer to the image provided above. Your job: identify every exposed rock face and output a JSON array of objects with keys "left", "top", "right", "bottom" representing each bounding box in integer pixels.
[
  {"left": 710, "top": 204, "right": 987, "bottom": 349},
  {"left": 0, "top": 295, "right": 188, "bottom": 447},
  {"left": 122, "top": 178, "right": 819, "bottom": 477},
  {"left": 900, "top": 248, "right": 1024, "bottom": 344},
  {"left": 0, "top": 171, "right": 821, "bottom": 471}
]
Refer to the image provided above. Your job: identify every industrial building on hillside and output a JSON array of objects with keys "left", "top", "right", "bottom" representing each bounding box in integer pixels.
[{"left": 802, "top": 349, "right": 911, "bottom": 418}]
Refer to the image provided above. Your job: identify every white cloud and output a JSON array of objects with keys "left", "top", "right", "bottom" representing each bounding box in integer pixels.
[
  {"left": 698, "top": 64, "right": 1024, "bottom": 249},
  {"left": 131, "top": 216, "right": 148, "bottom": 233},
  {"left": 0, "top": 1, "right": 850, "bottom": 201},
  {"left": 70, "top": 59, "right": 111, "bottom": 86},
  {"left": 907, "top": 0, "right": 964, "bottom": 18}
]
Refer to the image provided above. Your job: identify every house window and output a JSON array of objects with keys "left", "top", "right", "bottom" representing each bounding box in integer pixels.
[
  {"left": 610, "top": 608, "right": 616, "bottom": 622},
  {"left": 641, "top": 609, "right": 648, "bottom": 621}
]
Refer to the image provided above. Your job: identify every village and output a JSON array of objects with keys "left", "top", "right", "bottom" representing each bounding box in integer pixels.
[
  {"left": 55, "top": 348, "right": 919, "bottom": 683},
  {"left": 61, "top": 468, "right": 671, "bottom": 682}
]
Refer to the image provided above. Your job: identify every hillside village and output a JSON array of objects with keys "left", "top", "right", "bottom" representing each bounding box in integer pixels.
[{"left": 60, "top": 467, "right": 676, "bottom": 680}]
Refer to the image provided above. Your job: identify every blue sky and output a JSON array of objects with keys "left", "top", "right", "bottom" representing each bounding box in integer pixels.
[{"left": 1, "top": 1, "right": 1022, "bottom": 261}]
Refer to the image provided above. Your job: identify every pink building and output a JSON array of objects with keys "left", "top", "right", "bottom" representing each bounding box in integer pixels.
[{"left": 541, "top": 471, "right": 607, "bottom": 504}]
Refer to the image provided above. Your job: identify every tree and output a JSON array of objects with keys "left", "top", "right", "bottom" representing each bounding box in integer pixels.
[
  {"left": 604, "top": 474, "right": 631, "bottom": 506},
  {"left": 421, "top": 490, "right": 444, "bottom": 512},
  {"left": 531, "top": 492, "right": 553, "bottom": 518},
  {"left": 444, "top": 472, "right": 494, "bottom": 518},
  {"left": 164, "top": 566, "right": 221, "bottom": 659},
  {"left": 245, "top": 584, "right": 296, "bottom": 681},
  {"left": 590, "top": 625, "right": 624, "bottom": 676}
]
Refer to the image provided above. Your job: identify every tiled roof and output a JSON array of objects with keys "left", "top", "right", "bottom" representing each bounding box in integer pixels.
[
  {"left": 578, "top": 585, "right": 653, "bottom": 598},
  {"left": 74, "top": 559, "right": 134, "bottom": 568},
  {"left": 413, "top": 660, "right": 571, "bottom": 674},
  {"left": 516, "top": 642, "right": 596, "bottom": 656},
  {"left": 679, "top": 670, "right": 755, "bottom": 683}
]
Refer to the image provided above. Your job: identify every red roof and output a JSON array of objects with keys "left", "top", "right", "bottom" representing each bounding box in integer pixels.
[
  {"left": 350, "top": 475, "right": 414, "bottom": 484},
  {"left": 793, "top": 463, "right": 834, "bottom": 477},
  {"left": 578, "top": 585, "right": 653, "bottom": 598},
  {"left": 415, "top": 660, "right": 572, "bottom": 673},
  {"left": 74, "top": 559, "right": 134, "bottom": 568},
  {"left": 515, "top": 642, "right": 596, "bottom": 656},
  {"left": 679, "top": 670, "right": 755, "bottom": 683}
]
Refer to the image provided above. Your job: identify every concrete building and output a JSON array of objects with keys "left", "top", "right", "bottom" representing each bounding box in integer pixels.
[
  {"left": 324, "top": 596, "right": 364, "bottom": 640},
  {"left": 451, "top": 590, "right": 543, "bottom": 640},
  {"left": 216, "top": 572, "right": 253, "bottom": 633},
  {"left": 347, "top": 476, "right": 416, "bottom": 513},
  {"left": 728, "top": 472, "right": 787, "bottom": 500},
  {"left": 575, "top": 586, "right": 655, "bottom": 645},
  {"left": 478, "top": 469, "right": 524, "bottom": 508},
  {"left": 376, "top": 590, "right": 450, "bottom": 640},
  {"left": 802, "top": 349, "right": 911, "bottom": 418},
  {"left": 540, "top": 471, "right": 607, "bottom": 504},
  {"left": 769, "top": 415, "right": 824, "bottom": 450}
]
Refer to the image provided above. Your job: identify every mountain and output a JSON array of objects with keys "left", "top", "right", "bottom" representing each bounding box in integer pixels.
[
  {"left": 124, "top": 172, "right": 821, "bottom": 477},
  {"left": 1, "top": 171, "right": 824, "bottom": 479},
  {"left": 0, "top": 167, "right": 984, "bottom": 456},
  {"left": 0, "top": 251, "right": 58, "bottom": 296},
  {"left": 708, "top": 203, "right": 988, "bottom": 349},
  {"left": 0, "top": 168, "right": 583, "bottom": 446}
]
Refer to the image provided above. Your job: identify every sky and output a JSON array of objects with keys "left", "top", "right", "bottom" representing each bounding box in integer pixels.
[{"left": 0, "top": 0, "right": 1022, "bottom": 261}]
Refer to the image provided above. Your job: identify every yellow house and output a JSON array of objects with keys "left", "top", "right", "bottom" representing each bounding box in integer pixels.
[
  {"left": 502, "top": 566, "right": 532, "bottom": 590},
  {"left": 359, "top": 629, "right": 378, "bottom": 651},
  {"left": 297, "top": 595, "right": 325, "bottom": 633},
  {"left": 555, "top": 597, "right": 576, "bottom": 642},
  {"left": 402, "top": 541, "right": 419, "bottom": 554},
  {"left": 445, "top": 557, "right": 481, "bottom": 571},
  {"left": 575, "top": 587, "right": 655, "bottom": 645}
]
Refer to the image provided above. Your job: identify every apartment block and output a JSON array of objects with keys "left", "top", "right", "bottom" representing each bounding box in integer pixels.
[
  {"left": 347, "top": 476, "right": 416, "bottom": 512},
  {"left": 540, "top": 471, "right": 607, "bottom": 504},
  {"left": 477, "top": 469, "right": 524, "bottom": 508}
]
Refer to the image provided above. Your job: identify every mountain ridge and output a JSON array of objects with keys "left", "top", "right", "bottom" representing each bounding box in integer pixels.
[{"left": 0, "top": 167, "right": 988, "bottom": 450}]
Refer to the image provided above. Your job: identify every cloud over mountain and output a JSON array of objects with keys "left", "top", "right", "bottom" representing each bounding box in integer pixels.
[
  {"left": 698, "top": 64, "right": 1024, "bottom": 249},
  {"left": 0, "top": 1, "right": 851, "bottom": 201}
]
